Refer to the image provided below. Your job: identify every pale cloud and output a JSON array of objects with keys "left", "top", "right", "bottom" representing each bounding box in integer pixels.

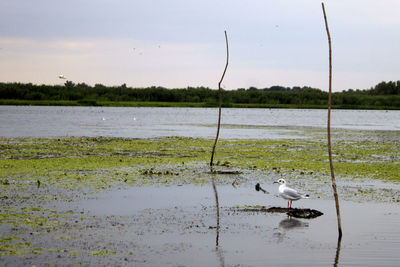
[
  {"left": 0, "top": 37, "right": 223, "bottom": 87},
  {"left": 328, "top": 0, "right": 400, "bottom": 28}
]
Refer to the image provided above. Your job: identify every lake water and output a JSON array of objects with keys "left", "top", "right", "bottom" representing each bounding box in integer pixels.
[
  {"left": 0, "top": 106, "right": 399, "bottom": 138},
  {"left": 67, "top": 184, "right": 400, "bottom": 266}
]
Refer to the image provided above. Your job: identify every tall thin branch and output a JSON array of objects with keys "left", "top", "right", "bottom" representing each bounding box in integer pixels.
[
  {"left": 322, "top": 2, "right": 343, "bottom": 238},
  {"left": 210, "top": 30, "right": 229, "bottom": 167}
]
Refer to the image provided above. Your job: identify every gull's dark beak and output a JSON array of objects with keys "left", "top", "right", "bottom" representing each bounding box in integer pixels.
[{"left": 273, "top": 180, "right": 278, "bottom": 184}]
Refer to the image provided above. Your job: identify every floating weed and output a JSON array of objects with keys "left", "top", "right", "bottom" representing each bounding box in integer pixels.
[
  {"left": 0, "top": 242, "right": 32, "bottom": 257},
  {"left": 89, "top": 250, "right": 119, "bottom": 256},
  {"left": 0, "top": 235, "right": 20, "bottom": 243}
]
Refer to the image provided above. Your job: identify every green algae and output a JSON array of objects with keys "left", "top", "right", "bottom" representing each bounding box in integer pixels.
[
  {"left": 0, "top": 133, "right": 399, "bottom": 190},
  {"left": 89, "top": 250, "right": 119, "bottom": 256}
]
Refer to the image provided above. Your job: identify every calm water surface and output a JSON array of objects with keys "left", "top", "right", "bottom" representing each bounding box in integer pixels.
[
  {"left": 1, "top": 106, "right": 399, "bottom": 138},
  {"left": 68, "top": 184, "right": 400, "bottom": 266}
]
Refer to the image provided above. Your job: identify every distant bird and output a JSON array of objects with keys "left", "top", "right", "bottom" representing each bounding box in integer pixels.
[
  {"left": 273, "top": 179, "right": 309, "bottom": 209},
  {"left": 58, "top": 74, "right": 66, "bottom": 79}
]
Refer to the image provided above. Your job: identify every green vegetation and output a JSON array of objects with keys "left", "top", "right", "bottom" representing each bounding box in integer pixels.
[
  {"left": 0, "top": 132, "right": 398, "bottom": 191},
  {"left": 89, "top": 250, "right": 119, "bottom": 256},
  {"left": 1, "top": 80, "right": 399, "bottom": 109}
]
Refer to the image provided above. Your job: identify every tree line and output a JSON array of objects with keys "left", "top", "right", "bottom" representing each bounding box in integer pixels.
[{"left": 0, "top": 80, "right": 399, "bottom": 109}]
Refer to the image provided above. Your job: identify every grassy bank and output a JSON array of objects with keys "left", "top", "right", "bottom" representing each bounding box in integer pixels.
[{"left": 1, "top": 99, "right": 399, "bottom": 109}]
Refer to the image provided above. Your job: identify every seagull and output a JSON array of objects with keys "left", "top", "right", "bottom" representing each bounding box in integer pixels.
[
  {"left": 58, "top": 74, "right": 66, "bottom": 79},
  {"left": 273, "top": 178, "right": 309, "bottom": 209}
]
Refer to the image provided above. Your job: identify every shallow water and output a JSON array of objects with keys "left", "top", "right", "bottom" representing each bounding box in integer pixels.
[
  {"left": 1, "top": 106, "right": 399, "bottom": 138},
  {"left": 65, "top": 185, "right": 400, "bottom": 266}
]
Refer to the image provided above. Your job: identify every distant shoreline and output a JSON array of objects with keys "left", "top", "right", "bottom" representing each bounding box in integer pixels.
[
  {"left": 1, "top": 81, "right": 399, "bottom": 110},
  {"left": 0, "top": 99, "right": 399, "bottom": 110}
]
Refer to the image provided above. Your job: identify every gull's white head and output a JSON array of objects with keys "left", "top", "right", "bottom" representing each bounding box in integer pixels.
[{"left": 273, "top": 178, "right": 286, "bottom": 185}]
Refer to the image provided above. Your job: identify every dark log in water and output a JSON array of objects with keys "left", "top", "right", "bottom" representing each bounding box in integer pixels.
[{"left": 236, "top": 206, "right": 324, "bottom": 219}]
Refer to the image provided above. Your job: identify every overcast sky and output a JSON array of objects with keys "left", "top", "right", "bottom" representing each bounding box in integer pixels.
[{"left": 1, "top": 0, "right": 399, "bottom": 92}]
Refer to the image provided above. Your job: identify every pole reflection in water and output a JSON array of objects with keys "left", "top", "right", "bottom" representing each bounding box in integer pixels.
[
  {"left": 211, "top": 175, "right": 220, "bottom": 247},
  {"left": 211, "top": 172, "right": 225, "bottom": 266},
  {"left": 333, "top": 235, "right": 342, "bottom": 267}
]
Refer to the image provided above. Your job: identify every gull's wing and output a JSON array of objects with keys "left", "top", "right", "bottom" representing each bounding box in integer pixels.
[{"left": 281, "top": 187, "right": 302, "bottom": 200}]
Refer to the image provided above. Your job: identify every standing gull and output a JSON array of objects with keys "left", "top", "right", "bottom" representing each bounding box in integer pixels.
[{"left": 273, "top": 179, "right": 309, "bottom": 209}]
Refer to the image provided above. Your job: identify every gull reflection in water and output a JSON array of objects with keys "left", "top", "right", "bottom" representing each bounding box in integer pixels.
[{"left": 274, "top": 217, "right": 309, "bottom": 242}]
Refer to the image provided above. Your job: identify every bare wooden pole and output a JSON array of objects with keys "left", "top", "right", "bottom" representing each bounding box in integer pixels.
[
  {"left": 210, "top": 30, "right": 229, "bottom": 167},
  {"left": 210, "top": 30, "right": 228, "bottom": 251},
  {"left": 322, "top": 2, "right": 343, "bottom": 238}
]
